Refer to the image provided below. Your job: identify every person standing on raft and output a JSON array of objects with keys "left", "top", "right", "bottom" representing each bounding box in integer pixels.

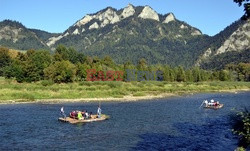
[
  {"left": 61, "top": 107, "right": 66, "bottom": 119},
  {"left": 97, "top": 106, "right": 102, "bottom": 118}
]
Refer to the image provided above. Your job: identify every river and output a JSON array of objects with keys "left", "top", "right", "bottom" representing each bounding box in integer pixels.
[{"left": 0, "top": 92, "right": 249, "bottom": 150}]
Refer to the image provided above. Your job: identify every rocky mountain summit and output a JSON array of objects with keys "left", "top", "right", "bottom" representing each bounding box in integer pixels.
[
  {"left": 216, "top": 19, "right": 249, "bottom": 55},
  {"left": 196, "top": 19, "right": 249, "bottom": 68},
  {"left": 46, "top": 4, "right": 202, "bottom": 49}
]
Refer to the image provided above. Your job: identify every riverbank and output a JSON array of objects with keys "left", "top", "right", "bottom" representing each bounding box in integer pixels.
[
  {"left": 0, "top": 78, "right": 249, "bottom": 104},
  {"left": 1, "top": 89, "right": 249, "bottom": 105},
  {"left": 0, "top": 93, "right": 177, "bottom": 104}
]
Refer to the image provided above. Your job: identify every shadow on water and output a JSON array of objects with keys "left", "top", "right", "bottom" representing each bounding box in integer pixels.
[{"left": 131, "top": 119, "right": 238, "bottom": 151}]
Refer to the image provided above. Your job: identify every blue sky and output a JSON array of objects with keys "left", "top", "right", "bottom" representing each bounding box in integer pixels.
[{"left": 0, "top": 0, "right": 244, "bottom": 36}]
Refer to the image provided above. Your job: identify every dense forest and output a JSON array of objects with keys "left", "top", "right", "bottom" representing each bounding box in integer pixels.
[
  {"left": 201, "top": 49, "right": 250, "bottom": 70},
  {"left": 0, "top": 46, "right": 249, "bottom": 83}
]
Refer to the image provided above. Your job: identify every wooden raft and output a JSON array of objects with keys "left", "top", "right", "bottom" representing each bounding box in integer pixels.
[
  {"left": 58, "top": 114, "right": 108, "bottom": 124},
  {"left": 204, "top": 104, "right": 224, "bottom": 109}
]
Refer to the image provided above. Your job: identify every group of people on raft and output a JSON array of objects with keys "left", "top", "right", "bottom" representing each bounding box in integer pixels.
[
  {"left": 60, "top": 106, "right": 102, "bottom": 120},
  {"left": 204, "top": 99, "right": 220, "bottom": 107}
]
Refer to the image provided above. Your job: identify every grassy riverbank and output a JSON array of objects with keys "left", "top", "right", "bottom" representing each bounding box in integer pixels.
[{"left": 0, "top": 77, "right": 249, "bottom": 103}]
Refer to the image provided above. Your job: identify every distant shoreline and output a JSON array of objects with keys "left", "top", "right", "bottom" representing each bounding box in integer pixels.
[
  {"left": 1, "top": 89, "right": 249, "bottom": 105},
  {"left": 0, "top": 93, "right": 176, "bottom": 104},
  {"left": 1, "top": 77, "right": 250, "bottom": 104}
]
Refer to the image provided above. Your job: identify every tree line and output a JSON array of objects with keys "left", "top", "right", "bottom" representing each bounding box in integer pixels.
[{"left": 0, "top": 46, "right": 249, "bottom": 83}]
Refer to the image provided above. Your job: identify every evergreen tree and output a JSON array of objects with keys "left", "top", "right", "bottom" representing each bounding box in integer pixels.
[
  {"left": 185, "top": 69, "right": 194, "bottom": 82},
  {"left": 163, "top": 65, "right": 171, "bottom": 81},
  {"left": 169, "top": 68, "right": 176, "bottom": 82},
  {"left": 200, "top": 69, "right": 210, "bottom": 81},
  {"left": 176, "top": 66, "right": 186, "bottom": 82},
  {"left": 192, "top": 67, "right": 201, "bottom": 82},
  {"left": 211, "top": 71, "right": 220, "bottom": 81},
  {"left": 234, "top": 0, "right": 250, "bottom": 19}
]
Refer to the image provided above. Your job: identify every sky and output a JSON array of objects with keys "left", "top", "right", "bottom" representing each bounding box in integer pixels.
[{"left": 0, "top": 0, "right": 245, "bottom": 36}]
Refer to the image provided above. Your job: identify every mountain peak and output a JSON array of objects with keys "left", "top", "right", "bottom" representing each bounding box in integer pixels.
[
  {"left": 75, "top": 15, "right": 93, "bottom": 27},
  {"left": 163, "top": 13, "right": 175, "bottom": 23},
  {"left": 121, "top": 4, "right": 135, "bottom": 19},
  {"left": 0, "top": 19, "right": 26, "bottom": 29},
  {"left": 127, "top": 3, "right": 134, "bottom": 7},
  {"left": 97, "top": 8, "right": 120, "bottom": 27},
  {"left": 138, "top": 6, "right": 159, "bottom": 21}
]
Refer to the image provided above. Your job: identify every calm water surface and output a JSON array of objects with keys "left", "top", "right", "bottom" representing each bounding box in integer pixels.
[{"left": 0, "top": 92, "right": 249, "bottom": 150}]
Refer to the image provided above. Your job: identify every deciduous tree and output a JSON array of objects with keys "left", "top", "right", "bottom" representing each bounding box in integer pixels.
[
  {"left": 44, "top": 60, "right": 76, "bottom": 83},
  {"left": 234, "top": 0, "right": 250, "bottom": 19}
]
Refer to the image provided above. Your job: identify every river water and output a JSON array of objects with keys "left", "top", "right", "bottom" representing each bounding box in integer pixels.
[{"left": 0, "top": 92, "right": 249, "bottom": 150}]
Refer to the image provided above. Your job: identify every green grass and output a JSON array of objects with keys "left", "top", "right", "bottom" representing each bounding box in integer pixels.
[
  {"left": 133, "top": 92, "right": 147, "bottom": 96},
  {"left": 0, "top": 77, "right": 249, "bottom": 102}
]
